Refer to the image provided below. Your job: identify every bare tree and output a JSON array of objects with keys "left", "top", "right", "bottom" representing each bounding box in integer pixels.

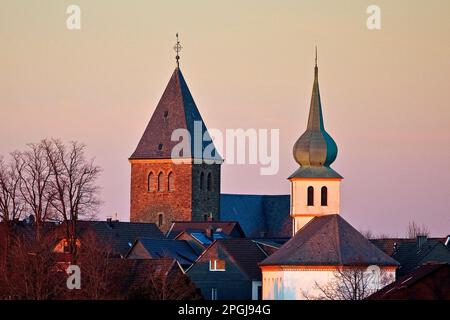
[
  {"left": 407, "top": 221, "right": 429, "bottom": 238},
  {"left": 307, "top": 266, "right": 394, "bottom": 300},
  {"left": 0, "top": 157, "right": 25, "bottom": 222},
  {"left": 13, "top": 143, "right": 54, "bottom": 240},
  {"left": 43, "top": 139, "right": 101, "bottom": 264},
  {"left": 0, "top": 226, "right": 67, "bottom": 300}
]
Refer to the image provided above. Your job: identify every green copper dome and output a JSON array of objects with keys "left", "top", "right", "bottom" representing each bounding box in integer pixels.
[{"left": 293, "top": 64, "right": 338, "bottom": 168}]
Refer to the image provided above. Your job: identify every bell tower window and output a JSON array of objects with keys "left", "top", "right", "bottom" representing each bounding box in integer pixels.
[
  {"left": 158, "top": 172, "right": 164, "bottom": 192},
  {"left": 307, "top": 186, "right": 314, "bottom": 206},
  {"left": 321, "top": 186, "right": 328, "bottom": 206},
  {"left": 147, "top": 172, "right": 154, "bottom": 192}
]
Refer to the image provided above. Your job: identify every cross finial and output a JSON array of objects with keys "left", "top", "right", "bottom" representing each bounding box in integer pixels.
[{"left": 174, "top": 33, "right": 182, "bottom": 68}]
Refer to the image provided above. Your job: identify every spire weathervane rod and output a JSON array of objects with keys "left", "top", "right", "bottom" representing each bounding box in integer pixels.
[
  {"left": 315, "top": 46, "right": 318, "bottom": 67},
  {"left": 174, "top": 33, "right": 182, "bottom": 68}
]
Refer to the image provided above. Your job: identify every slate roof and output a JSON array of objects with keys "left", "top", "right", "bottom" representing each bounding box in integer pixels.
[
  {"left": 73, "top": 220, "right": 164, "bottom": 257},
  {"left": 260, "top": 214, "right": 399, "bottom": 266},
  {"left": 127, "top": 238, "right": 199, "bottom": 267},
  {"left": 220, "top": 194, "right": 291, "bottom": 238},
  {"left": 390, "top": 239, "right": 450, "bottom": 276},
  {"left": 129, "top": 67, "right": 220, "bottom": 160},
  {"left": 166, "top": 221, "right": 245, "bottom": 239},
  {"left": 368, "top": 263, "right": 450, "bottom": 300},
  {"left": 371, "top": 237, "right": 447, "bottom": 257}
]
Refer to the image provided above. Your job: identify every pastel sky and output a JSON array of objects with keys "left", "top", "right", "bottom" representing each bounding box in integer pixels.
[{"left": 1, "top": 0, "right": 449, "bottom": 236}]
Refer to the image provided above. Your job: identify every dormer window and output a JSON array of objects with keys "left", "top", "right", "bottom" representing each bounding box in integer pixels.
[
  {"left": 209, "top": 259, "right": 225, "bottom": 271},
  {"left": 163, "top": 111, "right": 169, "bottom": 118},
  {"left": 158, "top": 144, "right": 163, "bottom": 151}
]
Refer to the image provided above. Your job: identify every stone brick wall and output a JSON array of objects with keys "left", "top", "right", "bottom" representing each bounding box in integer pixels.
[
  {"left": 130, "top": 160, "right": 193, "bottom": 233},
  {"left": 130, "top": 159, "right": 221, "bottom": 232},
  {"left": 192, "top": 163, "right": 221, "bottom": 222}
]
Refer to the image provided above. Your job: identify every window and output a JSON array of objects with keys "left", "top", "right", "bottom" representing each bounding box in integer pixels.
[
  {"left": 147, "top": 172, "right": 154, "bottom": 192},
  {"left": 209, "top": 259, "right": 225, "bottom": 271},
  {"left": 157, "top": 213, "right": 164, "bottom": 227},
  {"left": 168, "top": 172, "right": 174, "bottom": 191},
  {"left": 207, "top": 172, "right": 212, "bottom": 191},
  {"left": 211, "top": 288, "right": 218, "bottom": 300},
  {"left": 307, "top": 186, "right": 314, "bottom": 206},
  {"left": 163, "top": 111, "right": 169, "bottom": 118},
  {"left": 200, "top": 172, "right": 204, "bottom": 190},
  {"left": 321, "top": 186, "right": 328, "bottom": 206},
  {"left": 158, "top": 172, "right": 164, "bottom": 192},
  {"left": 158, "top": 143, "right": 163, "bottom": 151}
]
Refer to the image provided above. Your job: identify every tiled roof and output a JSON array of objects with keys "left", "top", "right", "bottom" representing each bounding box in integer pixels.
[
  {"left": 260, "top": 214, "right": 399, "bottom": 266},
  {"left": 129, "top": 67, "right": 219, "bottom": 160},
  {"left": 220, "top": 194, "right": 291, "bottom": 238},
  {"left": 130, "top": 238, "right": 199, "bottom": 267},
  {"left": 166, "top": 221, "right": 244, "bottom": 239},
  {"left": 74, "top": 220, "right": 164, "bottom": 257},
  {"left": 218, "top": 239, "right": 268, "bottom": 280}
]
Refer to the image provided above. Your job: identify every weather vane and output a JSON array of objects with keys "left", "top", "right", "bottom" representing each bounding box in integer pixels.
[{"left": 174, "top": 33, "right": 182, "bottom": 68}]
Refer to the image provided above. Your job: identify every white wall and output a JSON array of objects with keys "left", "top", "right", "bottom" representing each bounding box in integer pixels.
[
  {"left": 262, "top": 267, "right": 395, "bottom": 300},
  {"left": 291, "top": 179, "right": 341, "bottom": 233}
]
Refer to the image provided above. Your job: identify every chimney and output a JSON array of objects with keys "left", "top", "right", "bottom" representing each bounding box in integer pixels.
[
  {"left": 205, "top": 225, "right": 214, "bottom": 239},
  {"left": 417, "top": 235, "right": 428, "bottom": 250}
]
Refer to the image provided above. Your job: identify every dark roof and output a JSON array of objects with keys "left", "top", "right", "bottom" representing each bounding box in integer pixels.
[
  {"left": 391, "top": 239, "right": 450, "bottom": 276},
  {"left": 288, "top": 166, "right": 342, "bottom": 179},
  {"left": 166, "top": 221, "right": 245, "bottom": 239},
  {"left": 129, "top": 67, "right": 220, "bottom": 160},
  {"left": 371, "top": 237, "right": 447, "bottom": 257},
  {"left": 220, "top": 194, "right": 291, "bottom": 238},
  {"left": 212, "top": 239, "right": 268, "bottom": 280},
  {"left": 124, "top": 258, "right": 181, "bottom": 288},
  {"left": 74, "top": 220, "right": 164, "bottom": 257},
  {"left": 128, "top": 238, "right": 199, "bottom": 267},
  {"left": 260, "top": 214, "right": 399, "bottom": 266},
  {"left": 368, "top": 263, "right": 450, "bottom": 300}
]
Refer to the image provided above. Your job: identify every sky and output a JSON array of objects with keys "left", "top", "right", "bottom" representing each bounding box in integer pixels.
[{"left": 1, "top": 0, "right": 449, "bottom": 237}]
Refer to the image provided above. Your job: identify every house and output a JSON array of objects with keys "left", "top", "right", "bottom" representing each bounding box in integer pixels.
[
  {"left": 368, "top": 263, "right": 450, "bottom": 300},
  {"left": 187, "top": 239, "right": 269, "bottom": 300},
  {"left": 259, "top": 57, "right": 399, "bottom": 300},
  {"left": 371, "top": 236, "right": 450, "bottom": 277},
  {"left": 125, "top": 238, "right": 199, "bottom": 270}
]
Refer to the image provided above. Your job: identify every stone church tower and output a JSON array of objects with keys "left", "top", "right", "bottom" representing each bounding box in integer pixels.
[
  {"left": 289, "top": 53, "right": 343, "bottom": 235},
  {"left": 129, "top": 40, "right": 221, "bottom": 231}
]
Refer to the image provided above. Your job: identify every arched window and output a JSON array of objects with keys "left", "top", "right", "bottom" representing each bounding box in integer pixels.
[
  {"left": 207, "top": 173, "right": 212, "bottom": 191},
  {"left": 147, "top": 172, "right": 154, "bottom": 192},
  {"left": 168, "top": 172, "right": 174, "bottom": 191},
  {"left": 307, "top": 186, "right": 314, "bottom": 206},
  {"left": 157, "top": 213, "right": 164, "bottom": 227},
  {"left": 158, "top": 172, "right": 164, "bottom": 192},
  {"left": 200, "top": 172, "right": 204, "bottom": 190},
  {"left": 321, "top": 186, "right": 328, "bottom": 206}
]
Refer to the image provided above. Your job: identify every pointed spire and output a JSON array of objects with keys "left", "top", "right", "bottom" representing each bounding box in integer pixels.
[{"left": 291, "top": 50, "right": 338, "bottom": 171}]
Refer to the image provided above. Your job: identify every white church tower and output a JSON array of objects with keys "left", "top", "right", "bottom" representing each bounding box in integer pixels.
[{"left": 289, "top": 51, "right": 343, "bottom": 235}]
